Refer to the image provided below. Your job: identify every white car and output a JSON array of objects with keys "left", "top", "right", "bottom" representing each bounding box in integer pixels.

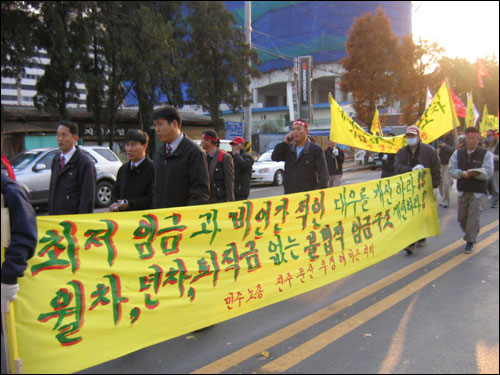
[
  {"left": 251, "top": 150, "right": 285, "bottom": 186},
  {"left": 5, "top": 146, "right": 122, "bottom": 208},
  {"left": 194, "top": 139, "right": 232, "bottom": 153}
]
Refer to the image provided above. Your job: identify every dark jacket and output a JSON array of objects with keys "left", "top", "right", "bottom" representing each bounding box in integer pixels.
[
  {"left": 232, "top": 150, "right": 254, "bottom": 199},
  {"left": 110, "top": 157, "right": 154, "bottom": 211},
  {"left": 207, "top": 149, "right": 234, "bottom": 203},
  {"left": 49, "top": 147, "right": 96, "bottom": 215},
  {"left": 272, "top": 140, "right": 329, "bottom": 194},
  {"left": 394, "top": 142, "right": 441, "bottom": 188},
  {"left": 379, "top": 152, "right": 396, "bottom": 177},
  {"left": 436, "top": 133, "right": 456, "bottom": 165},
  {"left": 152, "top": 135, "right": 210, "bottom": 208},
  {"left": 1, "top": 174, "right": 37, "bottom": 284},
  {"left": 325, "top": 147, "right": 345, "bottom": 176},
  {"left": 456, "top": 147, "right": 488, "bottom": 194}
]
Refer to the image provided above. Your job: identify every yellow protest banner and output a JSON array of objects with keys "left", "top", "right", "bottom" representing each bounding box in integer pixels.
[
  {"left": 329, "top": 82, "right": 455, "bottom": 153},
  {"left": 9, "top": 170, "right": 438, "bottom": 374},
  {"left": 329, "top": 94, "right": 406, "bottom": 153}
]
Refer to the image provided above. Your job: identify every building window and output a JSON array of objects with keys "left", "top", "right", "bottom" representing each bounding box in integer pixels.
[{"left": 265, "top": 95, "right": 279, "bottom": 107}]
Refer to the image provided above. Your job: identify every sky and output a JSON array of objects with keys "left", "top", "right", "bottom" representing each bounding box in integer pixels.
[{"left": 412, "top": 1, "right": 499, "bottom": 62}]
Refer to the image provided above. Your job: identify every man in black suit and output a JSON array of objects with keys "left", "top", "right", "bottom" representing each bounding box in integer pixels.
[
  {"left": 49, "top": 121, "right": 96, "bottom": 215},
  {"left": 110, "top": 129, "right": 154, "bottom": 212}
]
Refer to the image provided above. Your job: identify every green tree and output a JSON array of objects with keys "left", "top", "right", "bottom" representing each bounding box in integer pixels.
[
  {"left": 340, "top": 7, "right": 400, "bottom": 127},
  {"left": 1, "top": 1, "right": 40, "bottom": 86},
  {"left": 85, "top": 1, "right": 137, "bottom": 150},
  {"left": 185, "top": 1, "right": 260, "bottom": 133},
  {"left": 125, "top": 3, "right": 177, "bottom": 130},
  {"left": 80, "top": 1, "right": 107, "bottom": 145},
  {"left": 34, "top": 1, "right": 90, "bottom": 120},
  {"left": 480, "top": 57, "right": 499, "bottom": 117},
  {"left": 155, "top": 1, "right": 188, "bottom": 108},
  {"left": 397, "top": 37, "right": 443, "bottom": 125}
]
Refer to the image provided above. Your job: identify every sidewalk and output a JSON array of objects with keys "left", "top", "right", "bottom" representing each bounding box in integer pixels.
[{"left": 343, "top": 158, "right": 370, "bottom": 173}]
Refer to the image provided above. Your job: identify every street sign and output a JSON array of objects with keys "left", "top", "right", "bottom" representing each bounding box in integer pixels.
[
  {"left": 225, "top": 121, "right": 243, "bottom": 139},
  {"left": 297, "top": 55, "right": 313, "bottom": 123}
]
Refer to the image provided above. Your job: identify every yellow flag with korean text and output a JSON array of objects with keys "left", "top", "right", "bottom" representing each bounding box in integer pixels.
[
  {"left": 414, "top": 82, "right": 455, "bottom": 143},
  {"left": 329, "top": 94, "right": 406, "bottom": 154},
  {"left": 371, "top": 108, "right": 383, "bottom": 137},
  {"left": 465, "top": 92, "right": 479, "bottom": 128},
  {"left": 329, "top": 82, "right": 454, "bottom": 153},
  {"left": 480, "top": 104, "right": 499, "bottom": 135}
]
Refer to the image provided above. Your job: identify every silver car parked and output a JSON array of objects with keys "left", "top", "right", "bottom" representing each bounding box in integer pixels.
[{"left": 4, "top": 146, "right": 122, "bottom": 208}]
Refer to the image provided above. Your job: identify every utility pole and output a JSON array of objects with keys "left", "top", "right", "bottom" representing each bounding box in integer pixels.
[{"left": 244, "top": 1, "right": 252, "bottom": 151}]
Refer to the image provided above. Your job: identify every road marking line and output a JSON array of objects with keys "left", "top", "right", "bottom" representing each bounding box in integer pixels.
[
  {"left": 377, "top": 292, "right": 419, "bottom": 374},
  {"left": 191, "top": 220, "right": 498, "bottom": 374},
  {"left": 260, "top": 231, "right": 499, "bottom": 373}
]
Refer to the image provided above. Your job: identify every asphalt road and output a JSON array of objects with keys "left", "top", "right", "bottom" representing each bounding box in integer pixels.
[{"left": 3, "top": 169, "right": 498, "bottom": 374}]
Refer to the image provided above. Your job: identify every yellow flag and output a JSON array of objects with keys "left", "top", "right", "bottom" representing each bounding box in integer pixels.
[
  {"left": 465, "top": 92, "right": 478, "bottom": 128},
  {"left": 480, "top": 105, "right": 500, "bottom": 135},
  {"left": 329, "top": 94, "right": 406, "bottom": 153},
  {"left": 371, "top": 108, "right": 383, "bottom": 137},
  {"left": 414, "top": 82, "right": 455, "bottom": 143},
  {"left": 329, "top": 82, "right": 454, "bottom": 153}
]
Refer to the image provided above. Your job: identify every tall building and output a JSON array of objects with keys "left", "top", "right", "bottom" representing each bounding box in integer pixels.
[
  {"left": 221, "top": 1, "right": 412, "bottom": 130},
  {"left": 1, "top": 49, "right": 87, "bottom": 107},
  {"left": 2, "top": 2, "right": 412, "bottom": 132}
]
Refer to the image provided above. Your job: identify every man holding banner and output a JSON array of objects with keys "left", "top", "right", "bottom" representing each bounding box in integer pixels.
[
  {"left": 1, "top": 130, "right": 37, "bottom": 314},
  {"left": 395, "top": 126, "right": 441, "bottom": 254}
]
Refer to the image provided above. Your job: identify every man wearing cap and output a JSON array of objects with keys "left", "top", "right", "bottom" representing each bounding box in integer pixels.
[
  {"left": 449, "top": 127, "right": 494, "bottom": 253},
  {"left": 230, "top": 136, "right": 254, "bottom": 201},
  {"left": 484, "top": 129, "right": 499, "bottom": 208},
  {"left": 201, "top": 130, "right": 235, "bottom": 203},
  {"left": 395, "top": 125, "right": 441, "bottom": 254},
  {"left": 272, "top": 119, "right": 329, "bottom": 194}
]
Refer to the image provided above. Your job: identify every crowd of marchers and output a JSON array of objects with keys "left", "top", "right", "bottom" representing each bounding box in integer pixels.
[{"left": 1, "top": 105, "right": 498, "bottom": 315}]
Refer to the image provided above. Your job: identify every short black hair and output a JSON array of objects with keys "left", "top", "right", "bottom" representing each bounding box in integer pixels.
[
  {"left": 152, "top": 106, "right": 182, "bottom": 127},
  {"left": 465, "top": 126, "right": 480, "bottom": 134},
  {"left": 58, "top": 120, "right": 79, "bottom": 136},
  {"left": 125, "top": 129, "right": 149, "bottom": 145}
]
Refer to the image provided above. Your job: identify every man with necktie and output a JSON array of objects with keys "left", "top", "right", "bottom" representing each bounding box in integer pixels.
[
  {"left": 109, "top": 129, "right": 153, "bottom": 212},
  {"left": 48, "top": 121, "right": 96, "bottom": 215}
]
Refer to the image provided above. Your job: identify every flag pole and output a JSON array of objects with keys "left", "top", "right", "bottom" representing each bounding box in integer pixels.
[{"left": 445, "top": 78, "right": 460, "bottom": 142}]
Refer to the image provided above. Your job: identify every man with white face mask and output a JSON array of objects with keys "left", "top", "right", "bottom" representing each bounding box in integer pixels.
[{"left": 395, "top": 125, "right": 441, "bottom": 254}]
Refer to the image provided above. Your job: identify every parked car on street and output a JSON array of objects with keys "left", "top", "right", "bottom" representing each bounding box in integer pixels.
[
  {"left": 3, "top": 146, "right": 122, "bottom": 208},
  {"left": 194, "top": 139, "right": 233, "bottom": 153},
  {"left": 251, "top": 150, "right": 285, "bottom": 186},
  {"left": 265, "top": 140, "right": 281, "bottom": 151},
  {"left": 368, "top": 153, "right": 383, "bottom": 170}
]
